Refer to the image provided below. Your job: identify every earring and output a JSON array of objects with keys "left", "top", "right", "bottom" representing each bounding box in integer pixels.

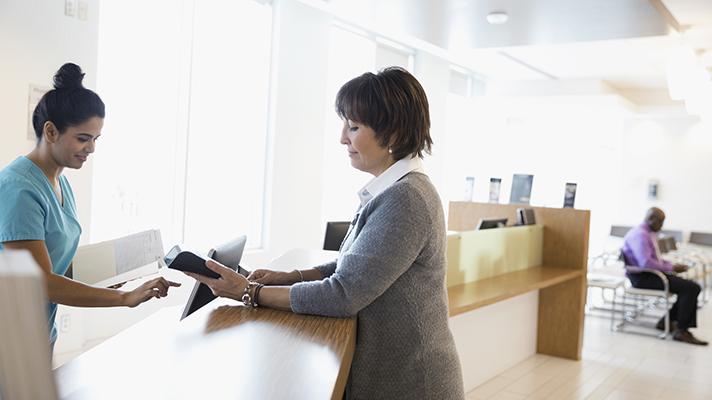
[{"left": 388, "top": 148, "right": 393, "bottom": 154}]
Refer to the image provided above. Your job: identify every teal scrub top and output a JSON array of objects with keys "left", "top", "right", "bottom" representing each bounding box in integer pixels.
[{"left": 0, "top": 156, "right": 82, "bottom": 343}]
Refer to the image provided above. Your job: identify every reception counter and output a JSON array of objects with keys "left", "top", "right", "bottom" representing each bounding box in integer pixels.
[
  {"left": 56, "top": 298, "right": 355, "bottom": 400},
  {"left": 55, "top": 250, "right": 355, "bottom": 400},
  {"left": 446, "top": 202, "right": 590, "bottom": 390}
]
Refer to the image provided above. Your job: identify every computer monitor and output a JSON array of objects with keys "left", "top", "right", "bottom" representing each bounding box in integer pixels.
[
  {"left": 323, "top": 221, "right": 350, "bottom": 251},
  {"left": 180, "top": 235, "right": 248, "bottom": 320},
  {"left": 516, "top": 208, "right": 536, "bottom": 226},
  {"left": 476, "top": 218, "right": 508, "bottom": 230}
]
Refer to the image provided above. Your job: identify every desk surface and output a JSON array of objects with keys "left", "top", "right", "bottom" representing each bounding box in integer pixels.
[
  {"left": 56, "top": 249, "right": 354, "bottom": 400},
  {"left": 447, "top": 266, "right": 583, "bottom": 316}
]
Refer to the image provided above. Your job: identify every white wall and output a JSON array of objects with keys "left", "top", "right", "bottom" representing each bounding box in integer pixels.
[
  {"left": 0, "top": 0, "right": 100, "bottom": 244},
  {"left": 616, "top": 117, "right": 712, "bottom": 235}
]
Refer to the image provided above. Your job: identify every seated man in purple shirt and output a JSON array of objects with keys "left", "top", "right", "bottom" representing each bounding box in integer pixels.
[{"left": 622, "top": 207, "right": 707, "bottom": 346}]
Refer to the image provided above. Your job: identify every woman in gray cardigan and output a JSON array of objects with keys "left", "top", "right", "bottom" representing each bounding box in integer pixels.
[{"left": 187, "top": 67, "right": 465, "bottom": 399}]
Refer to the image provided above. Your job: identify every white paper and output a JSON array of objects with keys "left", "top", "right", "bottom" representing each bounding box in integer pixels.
[{"left": 72, "top": 230, "right": 164, "bottom": 285}]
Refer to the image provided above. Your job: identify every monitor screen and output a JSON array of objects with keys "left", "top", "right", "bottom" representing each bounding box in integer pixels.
[
  {"left": 323, "top": 221, "right": 350, "bottom": 251},
  {"left": 476, "top": 218, "right": 508, "bottom": 230},
  {"left": 509, "top": 174, "right": 534, "bottom": 204},
  {"left": 516, "top": 208, "right": 536, "bottom": 226},
  {"left": 181, "top": 235, "right": 247, "bottom": 320}
]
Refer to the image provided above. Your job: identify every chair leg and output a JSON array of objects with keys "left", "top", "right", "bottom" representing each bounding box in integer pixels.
[
  {"left": 610, "top": 287, "right": 617, "bottom": 331},
  {"left": 659, "top": 296, "right": 670, "bottom": 340}
]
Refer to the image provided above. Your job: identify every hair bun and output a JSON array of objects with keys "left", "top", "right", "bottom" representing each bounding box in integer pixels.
[{"left": 53, "top": 63, "right": 86, "bottom": 90}]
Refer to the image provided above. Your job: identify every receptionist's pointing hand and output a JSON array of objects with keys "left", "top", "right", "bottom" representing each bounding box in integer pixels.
[
  {"left": 185, "top": 259, "right": 248, "bottom": 301},
  {"left": 123, "top": 277, "right": 181, "bottom": 308}
]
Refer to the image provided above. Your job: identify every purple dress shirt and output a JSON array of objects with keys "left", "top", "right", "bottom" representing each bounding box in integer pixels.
[{"left": 621, "top": 223, "right": 673, "bottom": 272}]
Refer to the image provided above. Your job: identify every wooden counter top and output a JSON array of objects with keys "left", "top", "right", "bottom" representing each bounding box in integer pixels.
[
  {"left": 448, "top": 266, "right": 583, "bottom": 317},
  {"left": 55, "top": 297, "right": 356, "bottom": 400}
]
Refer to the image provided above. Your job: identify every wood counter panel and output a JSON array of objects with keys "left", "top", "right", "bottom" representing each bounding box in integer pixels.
[
  {"left": 447, "top": 266, "right": 582, "bottom": 317},
  {"left": 447, "top": 202, "right": 590, "bottom": 271},
  {"left": 56, "top": 298, "right": 356, "bottom": 400},
  {"left": 448, "top": 202, "right": 589, "bottom": 360},
  {"left": 537, "top": 275, "right": 587, "bottom": 359}
]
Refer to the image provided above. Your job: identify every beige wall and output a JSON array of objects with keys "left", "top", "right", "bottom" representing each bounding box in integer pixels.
[{"left": 0, "top": 0, "right": 101, "bottom": 244}]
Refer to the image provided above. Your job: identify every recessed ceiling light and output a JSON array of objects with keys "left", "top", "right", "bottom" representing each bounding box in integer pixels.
[{"left": 486, "top": 11, "right": 508, "bottom": 25}]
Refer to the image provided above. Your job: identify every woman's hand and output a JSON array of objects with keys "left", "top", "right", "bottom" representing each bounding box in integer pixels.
[
  {"left": 122, "top": 277, "right": 181, "bottom": 308},
  {"left": 185, "top": 259, "right": 249, "bottom": 301},
  {"left": 247, "top": 269, "right": 297, "bottom": 285}
]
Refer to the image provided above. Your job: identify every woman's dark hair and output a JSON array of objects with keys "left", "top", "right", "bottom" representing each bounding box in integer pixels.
[
  {"left": 335, "top": 66, "right": 432, "bottom": 160},
  {"left": 32, "top": 63, "right": 105, "bottom": 141}
]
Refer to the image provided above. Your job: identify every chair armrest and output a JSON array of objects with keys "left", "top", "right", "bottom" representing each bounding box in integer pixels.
[{"left": 625, "top": 266, "right": 670, "bottom": 293}]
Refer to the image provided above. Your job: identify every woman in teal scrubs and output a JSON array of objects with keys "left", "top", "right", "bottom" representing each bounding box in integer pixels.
[{"left": 0, "top": 63, "right": 180, "bottom": 346}]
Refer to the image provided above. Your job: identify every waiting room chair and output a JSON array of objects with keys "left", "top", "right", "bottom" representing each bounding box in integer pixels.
[
  {"left": 589, "top": 225, "right": 634, "bottom": 268},
  {"left": 660, "top": 229, "right": 684, "bottom": 244},
  {"left": 689, "top": 231, "right": 712, "bottom": 247},
  {"left": 683, "top": 231, "right": 712, "bottom": 304},
  {"left": 610, "top": 225, "right": 633, "bottom": 238},
  {"left": 586, "top": 253, "right": 626, "bottom": 326},
  {"left": 613, "top": 252, "right": 675, "bottom": 339}
]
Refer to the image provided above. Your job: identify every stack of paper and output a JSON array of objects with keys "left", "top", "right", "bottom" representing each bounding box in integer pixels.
[
  {"left": 0, "top": 250, "right": 58, "bottom": 400},
  {"left": 72, "top": 229, "right": 165, "bottom": 287}
]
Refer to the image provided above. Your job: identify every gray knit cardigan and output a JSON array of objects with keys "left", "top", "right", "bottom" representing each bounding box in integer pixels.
[{"left": 290, "top": 172, "right": 465, "bottom": 400}]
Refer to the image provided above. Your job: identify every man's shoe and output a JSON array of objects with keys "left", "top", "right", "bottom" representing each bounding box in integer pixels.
[
  {"left": 655, "top": 318, "right": 677, "bottom": 332},
  {"left": 673, "top": 329, "right": 709, "bottom": 346}
]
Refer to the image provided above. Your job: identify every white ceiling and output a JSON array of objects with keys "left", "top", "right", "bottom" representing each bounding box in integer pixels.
[
  {"left": 470, "top": 0, "right": 712, "bottom": 90},
  {"left": 314, "top": 0, "right": 712, "bottom": 92},
  {"left": 663, "top": 0, "right": 712, "bottom": 26}
]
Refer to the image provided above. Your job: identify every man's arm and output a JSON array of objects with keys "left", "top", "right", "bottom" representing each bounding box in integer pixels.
[{"left": 627, "top": 233, "right": 673, "bottom": 272}]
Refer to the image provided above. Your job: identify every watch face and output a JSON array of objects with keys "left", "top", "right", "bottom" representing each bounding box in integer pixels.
[{"left": 163, "top": 245, "right": 182, "bottom": 266}]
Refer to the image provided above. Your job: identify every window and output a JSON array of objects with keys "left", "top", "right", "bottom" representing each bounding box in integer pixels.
[
  {"left": 92, "top": 0, "right": 272, "bottom": 251},
  {"left": 183, "top": 0, "right": 272, "bottom": 251}
]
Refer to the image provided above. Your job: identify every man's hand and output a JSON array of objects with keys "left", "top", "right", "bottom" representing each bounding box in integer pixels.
[{"left": 673, "top": 263, "right": 689, "bottom": 273}]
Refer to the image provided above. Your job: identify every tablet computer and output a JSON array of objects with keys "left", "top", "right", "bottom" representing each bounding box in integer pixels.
[
  {"left": 180, "top": 235, "right": 248, "bottom": 320},
  {"left": 164, "top": 245, "right": 218, "bottom": 279}
]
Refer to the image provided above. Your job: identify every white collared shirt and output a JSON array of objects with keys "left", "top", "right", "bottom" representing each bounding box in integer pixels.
[{"left": 357, "top": 157, "right": 425, "bottom": 207}]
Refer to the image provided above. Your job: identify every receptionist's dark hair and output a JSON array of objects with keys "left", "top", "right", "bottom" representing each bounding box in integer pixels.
[
  {"left": 335, "top": 66, "right": 432, "bottom": 160},
  {"left": 32, "top": 63, "right": 105, "bottom": 141}
]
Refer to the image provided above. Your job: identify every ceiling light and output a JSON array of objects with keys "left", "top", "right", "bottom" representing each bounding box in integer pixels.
[{"left": 486, "top": 11, "right": 508, "bottom": 25}]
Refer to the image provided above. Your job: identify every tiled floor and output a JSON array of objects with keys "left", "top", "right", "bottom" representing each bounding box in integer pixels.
[{"left": 466, "top": 296, "right": 712, "bottom": 400}]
